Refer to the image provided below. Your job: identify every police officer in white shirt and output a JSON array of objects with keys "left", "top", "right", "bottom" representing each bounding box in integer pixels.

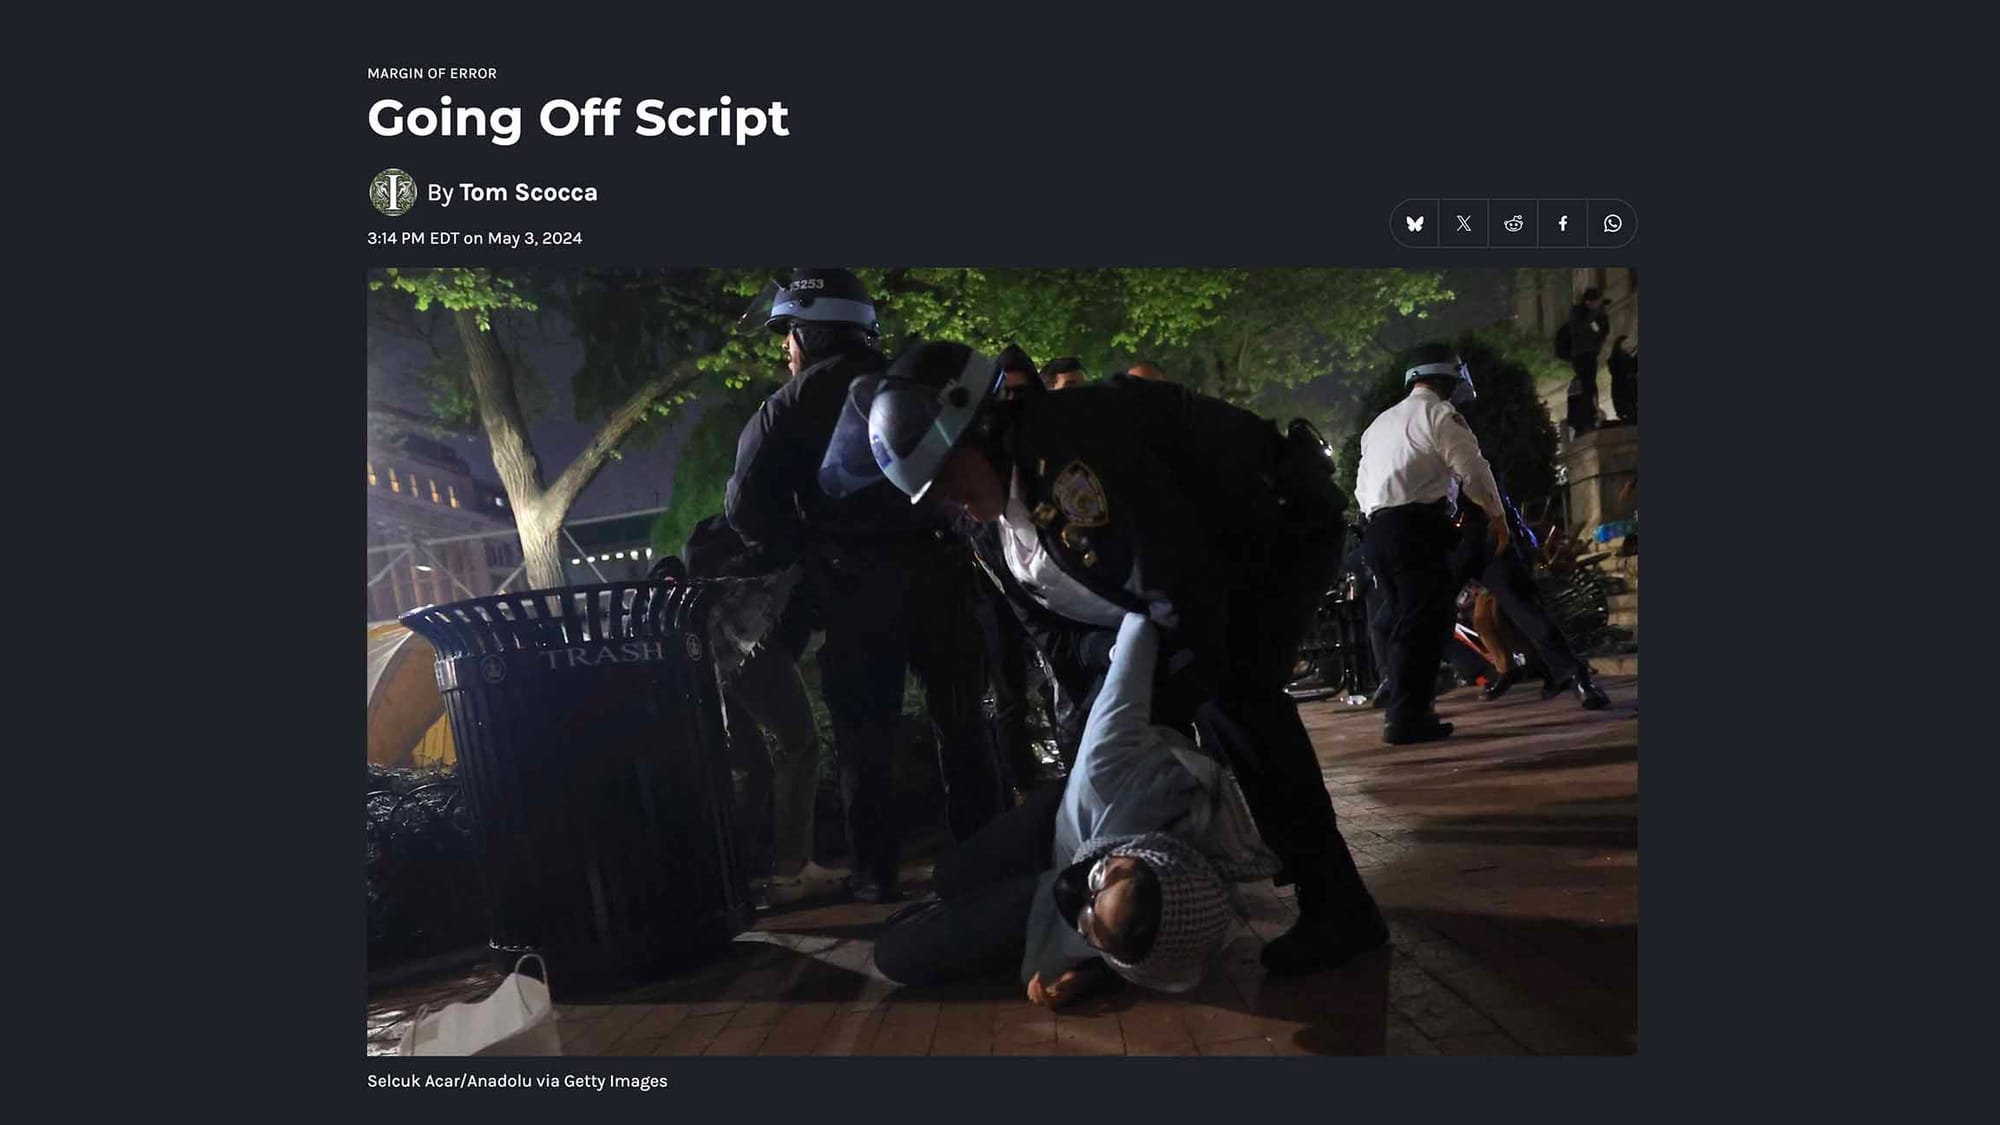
[{"left": 1355, "top": 345, "right": 1511, "bottom": 744}]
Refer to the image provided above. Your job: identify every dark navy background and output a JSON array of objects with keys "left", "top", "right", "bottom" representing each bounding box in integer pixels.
[
  {"left": 81, "top": 8, "right": 1865, "bottom": 1119},
  {"left": 352, "top": 36, "right": 1652, "bottom": 268}
]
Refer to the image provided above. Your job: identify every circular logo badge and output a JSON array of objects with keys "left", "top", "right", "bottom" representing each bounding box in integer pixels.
[
  {"left": 684, "top": 634, "right": 704, "bottom": 662},
  {"left": 479, "top": 653, "right": 508, "bottom": 683},
  {"left": 370, "top": 168, "right": 418, "bottom": 216}
]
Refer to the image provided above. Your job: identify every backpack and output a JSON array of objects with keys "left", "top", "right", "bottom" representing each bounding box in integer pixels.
[{"left": 1553, "top": 322, "right": 1574, "bottom": 361}]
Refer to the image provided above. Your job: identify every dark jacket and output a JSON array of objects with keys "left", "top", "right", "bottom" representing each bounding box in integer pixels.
[
  {"left": 1452, "top": 490, "right": 1537, "bottom": 587},
  {"left": 723, "top": 348, "right": 946, "bottom": 566},
  {"left": 1567, "top": 304, "right": 1610, "bottom": 359},
  {"left": 966, "top": 521, "right": 1115, "bottom": 700},
  {"left": 990, "top": 375, "right": 1332, "bottom": 701},
  {"left": 1608, "top": 343, "right": 1639, "bottom": 421}
]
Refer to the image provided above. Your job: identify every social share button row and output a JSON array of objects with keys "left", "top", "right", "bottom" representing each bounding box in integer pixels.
[{"left": 1391, "top": 199, "right": 1635, "bottom": 248}]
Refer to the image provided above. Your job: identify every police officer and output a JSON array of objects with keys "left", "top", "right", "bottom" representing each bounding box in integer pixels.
[
  {"left": 822, "top": 340, "right": 1387, "bottom": 976},
  {"left": 969, "top": 345, "right": 1061, "bottom": 796},
  {"left": 968, "top": 345, "right": 1102, "bottom": 772},
  {"left": 1355, "top": 344, "right": 1511, "bottom": 745},
  {"left": 1565, "top": 288, "right": 1612, "bottom": 432},
  {"left": 725, "top": 270, "right": 1002, "bottom": 904}
]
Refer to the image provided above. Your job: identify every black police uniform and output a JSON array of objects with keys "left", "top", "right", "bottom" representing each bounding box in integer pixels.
[
  {"left": 966, "top": 520, "right": 1103, "bottom": 771},
  {"left": 1567, "top": 302, "right": 1610, "bottom": 431},
  {"left": 983, "top": 375, "right": 1384, "bottom": 951},
  {"left": 1608, "top": 342, "right": 1639, "bottom": 424},
  {"left": 966, "top": 542, "right": 1041, "bottom": 795},
  {"left": 726, "top": 348, "right": 1002, "bottom": 895}
]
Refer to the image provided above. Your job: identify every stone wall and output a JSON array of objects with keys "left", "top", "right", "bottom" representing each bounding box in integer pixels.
[{"left": 1560, "top": 424, "right": 1639, "bottom": 534}]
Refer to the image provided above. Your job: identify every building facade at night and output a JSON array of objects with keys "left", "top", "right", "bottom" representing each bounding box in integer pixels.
[
  {"left": 366, "top": 432, "right": 669, "bottom": 622},
  {"left": 365, "top": 432, "right": 520, "bottom": 622}
]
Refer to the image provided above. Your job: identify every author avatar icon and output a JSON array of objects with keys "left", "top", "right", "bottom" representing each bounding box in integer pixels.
[{"left": 370, "top": 168, "right": 418, "bottom": 217}]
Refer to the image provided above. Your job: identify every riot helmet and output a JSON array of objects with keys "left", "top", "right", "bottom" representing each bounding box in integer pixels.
[
  {"left": 817, "top": 340, "right": 1004, "bottom": 502},
  {"left": 736, "top": 268, "right": 881, "bottom": 359},
  {"left": 1404, "top": 343, "right": 1476, "bottom": 406}
]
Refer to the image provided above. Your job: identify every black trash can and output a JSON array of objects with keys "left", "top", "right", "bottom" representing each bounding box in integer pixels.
[{"left": 400, "top": 579, "right": 750, "bottom": 1000}]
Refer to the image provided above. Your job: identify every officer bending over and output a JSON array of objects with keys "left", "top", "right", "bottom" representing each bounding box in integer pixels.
[
  {"left": 823, "top": 341, "right": 1387, "bottom": 976},
  {"left": 966, "top": 345, "right": 1102, "bottom": 771}
]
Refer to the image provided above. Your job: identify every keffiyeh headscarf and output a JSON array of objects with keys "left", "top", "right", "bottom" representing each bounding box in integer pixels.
[{"left": 1069, "top": 832, "right": 1234, "bottom": 993}]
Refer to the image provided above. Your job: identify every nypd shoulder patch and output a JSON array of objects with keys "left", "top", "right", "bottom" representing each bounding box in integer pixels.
[{"left": 1051, "top": 461, "right": 1109, "bottom": 527}]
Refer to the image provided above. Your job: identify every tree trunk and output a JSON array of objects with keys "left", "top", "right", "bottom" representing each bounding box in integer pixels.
[
  {"left": 451, "top": 308, "right": 703, "bottom": 592},
  {"left": 454, "top": 310, "right": 563, "bottom": 588},
  {"left": 512, "top": 507, "right": 567, "bottom": 594}
]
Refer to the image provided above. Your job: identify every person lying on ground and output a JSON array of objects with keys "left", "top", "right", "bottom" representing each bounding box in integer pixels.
[{"left": 871, "top": 612, "right": 1280, "bottom": 1007}]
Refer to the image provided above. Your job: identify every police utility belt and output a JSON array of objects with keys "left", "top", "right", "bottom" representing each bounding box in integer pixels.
[{"left": 1362, "top": 497, "right": 1452, "bottom": 525}]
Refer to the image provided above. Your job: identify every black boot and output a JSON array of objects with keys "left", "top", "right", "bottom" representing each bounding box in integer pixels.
[
  {"left": 1369, "top": 678, "right": 1392, "bottom": 710},
  {"left": 1481, "top": 666, "right": 1521, "bottom": 701},
  {"left": 1574, "top": 671, "right": 1609, "bottom": 710},
  {"left": 1383, "top": 716, "right": 1453, "bottom": 745},
  {"left": 1260, "top": 843, "right": 1389, "bottom": 975}
]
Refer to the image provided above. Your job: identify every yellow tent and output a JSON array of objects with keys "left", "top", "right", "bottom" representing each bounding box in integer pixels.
[{"left": 367, "top": 622, "right": 456, "bottom": 768}]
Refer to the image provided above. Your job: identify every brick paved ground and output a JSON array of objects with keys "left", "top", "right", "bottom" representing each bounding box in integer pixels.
[{"left": 368, "top": 675, "right": 1637, "bottom": 1057}]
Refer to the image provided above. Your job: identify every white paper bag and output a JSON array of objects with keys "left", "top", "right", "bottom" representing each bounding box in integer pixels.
[{"left": 397, "top": 955, "right": 562, "bottom": 1057}]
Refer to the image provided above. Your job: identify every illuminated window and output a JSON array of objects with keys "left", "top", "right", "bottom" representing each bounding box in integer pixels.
[
  {"left": 389, "top": 467, "right": 400, "bottom": 493},
  {"left": 367, "top": 461, "right": 377, "bottom": 487},
  {"left": 448, "top": 484, "right": 460, "bottom": 508},
  {"left": 429, "top": 479, "right": 441, "bottom": 503}
]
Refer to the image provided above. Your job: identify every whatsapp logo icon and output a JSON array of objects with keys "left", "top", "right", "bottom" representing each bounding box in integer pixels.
[{"left": 370, "top": 168, "right": 418, "bottom": 217}]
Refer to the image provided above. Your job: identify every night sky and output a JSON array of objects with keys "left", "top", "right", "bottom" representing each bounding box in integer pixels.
[{"left": 365, "top": 303, "right": 705, "bottom": 520}]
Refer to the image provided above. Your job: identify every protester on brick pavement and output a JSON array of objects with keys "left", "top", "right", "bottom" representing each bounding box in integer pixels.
[{"left": 873, "top": 613, "right": 1279, "bottom": 1006}]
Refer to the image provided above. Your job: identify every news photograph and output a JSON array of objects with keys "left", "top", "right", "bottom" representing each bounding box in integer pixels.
[{"left": 363, "top": 264, "right": 1641, "bottom": 1059}]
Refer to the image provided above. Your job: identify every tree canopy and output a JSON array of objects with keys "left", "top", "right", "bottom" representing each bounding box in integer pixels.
[
  {"left": 645, "top": 267, "right": 1455, "bottom": 551},
  {"left": 648, "top": 390, "right": 762, "bottom": 559},
  {"left": 369, "top": 266, "right": 1466, "bottom": 571}
]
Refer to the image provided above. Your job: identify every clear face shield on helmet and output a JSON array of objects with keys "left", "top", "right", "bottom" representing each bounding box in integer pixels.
[
  {"left": 817, "top": 374, "right": 893, "bottom": 500},
  {"left": 734, "top": 278, "right": 788, "bottom": 337},
  {"left": 1406, "top": 358, "right": 1476, "bottom": 406},
  {"left": 816, "top": 348, "right": 997, "bottom": 501}
]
